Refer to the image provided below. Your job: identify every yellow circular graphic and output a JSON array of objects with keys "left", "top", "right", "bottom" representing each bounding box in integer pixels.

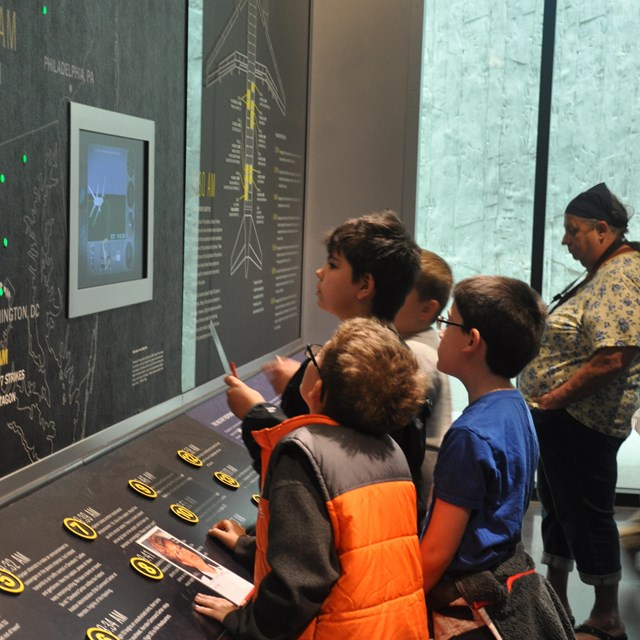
[
  {"left": 251, "top": 493, "right": 260, "bottom": 506},
  {"left": 0, "top": 568, "right": 24, "bottom": 595},
  {"left": 169, "top": 503, "right": 199, "bottom": 524},
  {"left": 128, "top": 479, "right": 158, "bottom": 499},
  {"left": 86, "top": 627, "right": 123, "bottom": 640},
  {"left": 213, "top": 471, "right": 240, "bottom": 490},
  {"left": 63, "top": 517, "right": 98, "bottom": 541},
  {"left": 129, "top": 557, "right": 164, "bottom": 581},
  {"left": 177, "top": 449, "right": 203, "bottom": 467}
]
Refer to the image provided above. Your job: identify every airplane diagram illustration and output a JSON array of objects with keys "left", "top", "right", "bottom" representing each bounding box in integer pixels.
[{"left": 204, "top": 0, "right": 286, "bottom": 278}]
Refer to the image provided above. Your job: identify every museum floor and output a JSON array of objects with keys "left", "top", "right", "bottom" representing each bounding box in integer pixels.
[{"left": 522, "top": 501, "right": 640, "bottom": 639}]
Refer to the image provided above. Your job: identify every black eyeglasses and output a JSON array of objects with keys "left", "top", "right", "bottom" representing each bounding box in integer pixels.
[
  {"left": 305, "top": 343, "right": 323, "bottom": 374},
  {"left": 436, "top": 316, "right": 469, "bottom": 332}
]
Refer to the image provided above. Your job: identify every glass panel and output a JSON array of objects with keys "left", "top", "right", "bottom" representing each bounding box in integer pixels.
[
  {"left": 416, "top": 1, "right": 545, "bottom": 413},
  {"left": 544, "top": 1, "right": 640, "bottom": 301},
  {"left": 416, "top": 2, "right": 544, "bottom": 285},
  {"left": 416, "top": 1, "right": 640, "bottom": 492}
]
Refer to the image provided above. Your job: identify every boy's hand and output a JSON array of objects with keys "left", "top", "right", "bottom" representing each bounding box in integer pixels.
[
  {"left": 225, "top": 375, "right": 265, "bottom": 419},
  {"left": 194, "top": 593, "right": 238, "bottom": 622},
  {"left": 262, "top": 356, "right": 300, "bottom": 395},
  {"left": 208, "top": 518, "right": 246, "bottom": 550}
]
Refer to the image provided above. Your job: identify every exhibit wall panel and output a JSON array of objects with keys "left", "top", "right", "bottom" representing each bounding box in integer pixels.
[
  {"left": 0, "top": 1, "right": 186, "bottom": 478},
  {"left": 182, "top": 0, "right": 311, "bottom": 390},
  {"left": 0, "top": 0, "right": 423, "bottom": 493}
]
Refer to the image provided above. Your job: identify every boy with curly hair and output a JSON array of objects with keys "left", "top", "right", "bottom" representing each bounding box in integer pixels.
[{"left": 195, "top": 317, "right": 429, "bottom": 639}]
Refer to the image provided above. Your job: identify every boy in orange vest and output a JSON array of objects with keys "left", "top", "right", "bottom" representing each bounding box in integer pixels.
[{"left": 195, "top": 317, "right": 429, "bottom": 639}]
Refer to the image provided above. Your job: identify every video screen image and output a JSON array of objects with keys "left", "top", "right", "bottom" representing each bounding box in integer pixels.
[{"left": 77, "top": 131, "right": 146, "bottom": 289}]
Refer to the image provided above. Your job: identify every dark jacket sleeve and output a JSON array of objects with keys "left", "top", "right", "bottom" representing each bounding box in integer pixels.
[
  {"left": 389, "top": 401, "right": 429, "bottom": 529},
  {"left": 233, "top": 535, "right": 257, "bottom": 573},
  {"left": 241, "top": 403, "right": 290, "bottom": 475},
  {"left": 279, "top": 359, "right": 311, "bottom": 417},
  {"left": 223, "top": 447, "right": 340, "bottom": 639}
]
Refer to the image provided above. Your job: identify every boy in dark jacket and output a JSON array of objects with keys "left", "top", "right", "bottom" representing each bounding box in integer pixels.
[{"left": 263, "top": 210, "right": 434, "bottom": 525}]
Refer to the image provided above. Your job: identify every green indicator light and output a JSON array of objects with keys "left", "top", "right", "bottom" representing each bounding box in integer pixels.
[
  {"left": 0, "top": 287, "right": 4, "bottom": 297},
  {"left": 22, "top": 154, "right": 27, "bottom": 164},
  {"left": 0, "top": 174, "right": 5, "bottom": 183},
  {"left": 3, "top": 238, "right": 7, "bottom": 248},
  {"left": 42, "top": 6, "right": 47, "bottom": 15}
]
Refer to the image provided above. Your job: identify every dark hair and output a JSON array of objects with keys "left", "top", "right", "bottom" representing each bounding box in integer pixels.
[
  {"left": 324, "top": 210, "right": 420, "bottom": 321},
  {"left": 610, "top": 193, "right": 639, "bottom": 249},
  {"left": 609, "top": 192, "right": 632, "bottom": 235},
  {"left": 454, "top": 276, "right": 547, "bottom": 378},
  {"left": 320, "top": 318, "right": 427, "bottom": 435},
  {"left": 414, "top": 249, "right": 453, "bottom": 316}
]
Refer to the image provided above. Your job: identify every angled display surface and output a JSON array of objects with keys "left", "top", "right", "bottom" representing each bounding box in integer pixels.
[{"left": 0, "top": 398, "right": 259, "bottom": 638}]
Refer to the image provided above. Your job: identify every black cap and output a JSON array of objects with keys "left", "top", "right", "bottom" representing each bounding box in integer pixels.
[{"left": 565, "top": 182, "right": 613, "bottom": 224}]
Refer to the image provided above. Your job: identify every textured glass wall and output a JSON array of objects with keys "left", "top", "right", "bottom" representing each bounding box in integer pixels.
[
  {"left": 416, "top": 0, "right": 640, "bottom": 490},
  {"left": 415, "top": 2, "right": 544, "bottom": 283},
  {"left": 416, "top": 2, "right": 545, "bottom": 416},
  {"left": 544, "top": 2, "right": 640, "bottom": 302}
]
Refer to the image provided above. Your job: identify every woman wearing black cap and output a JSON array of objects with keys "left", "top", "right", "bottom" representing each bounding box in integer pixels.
[{"left": 519, "top": 183, "right": 640, "bottom": 640}]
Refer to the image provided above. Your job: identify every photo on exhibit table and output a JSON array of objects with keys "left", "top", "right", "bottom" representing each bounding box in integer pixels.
[{"left": 137, "top": 525, "right": 253, "bottom": 605}]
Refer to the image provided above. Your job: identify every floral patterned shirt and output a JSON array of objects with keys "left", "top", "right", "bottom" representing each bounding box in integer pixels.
[{"left": 519, "top": 250, "right": 640, "bottom": 439}]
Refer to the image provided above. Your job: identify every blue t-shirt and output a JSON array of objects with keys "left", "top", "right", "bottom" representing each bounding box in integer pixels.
[{"left": 432, "top": 389, "right": 539, "bottom": 577}]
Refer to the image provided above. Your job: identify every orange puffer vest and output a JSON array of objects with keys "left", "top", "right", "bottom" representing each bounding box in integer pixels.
[{"left": 251, "top": 415, "right": 429, "bottom": 640}]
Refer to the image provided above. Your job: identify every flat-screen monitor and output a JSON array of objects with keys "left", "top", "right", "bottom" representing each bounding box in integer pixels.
[{"left": 68, "top": 103, "right": 155, "bottom": 317}]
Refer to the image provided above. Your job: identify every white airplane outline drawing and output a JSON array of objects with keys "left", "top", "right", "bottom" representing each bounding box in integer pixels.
[{"left": 204, "top": 0, "right": 285, "bottom": 278}]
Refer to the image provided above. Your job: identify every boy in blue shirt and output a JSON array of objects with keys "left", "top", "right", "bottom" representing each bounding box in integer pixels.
[{"left": 420, "top": 275, "right": 573, "bottom": 639}]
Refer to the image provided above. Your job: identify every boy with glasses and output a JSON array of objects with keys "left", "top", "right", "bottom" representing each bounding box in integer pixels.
[
  {"left": 195, "top": 318, "right": 429, "bottom": 639},
  {"left": 420, "top": 276, "right": 572, "bottom": 638}
]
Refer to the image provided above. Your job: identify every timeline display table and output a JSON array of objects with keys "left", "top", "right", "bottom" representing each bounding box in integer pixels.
[{"left": 0, "top": 393, "right": 262, "bottom": 639}]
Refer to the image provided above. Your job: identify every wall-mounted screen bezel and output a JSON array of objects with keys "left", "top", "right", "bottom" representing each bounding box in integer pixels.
[{"left": 68, "top": 102, "right": 155, "bottom": 318}]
